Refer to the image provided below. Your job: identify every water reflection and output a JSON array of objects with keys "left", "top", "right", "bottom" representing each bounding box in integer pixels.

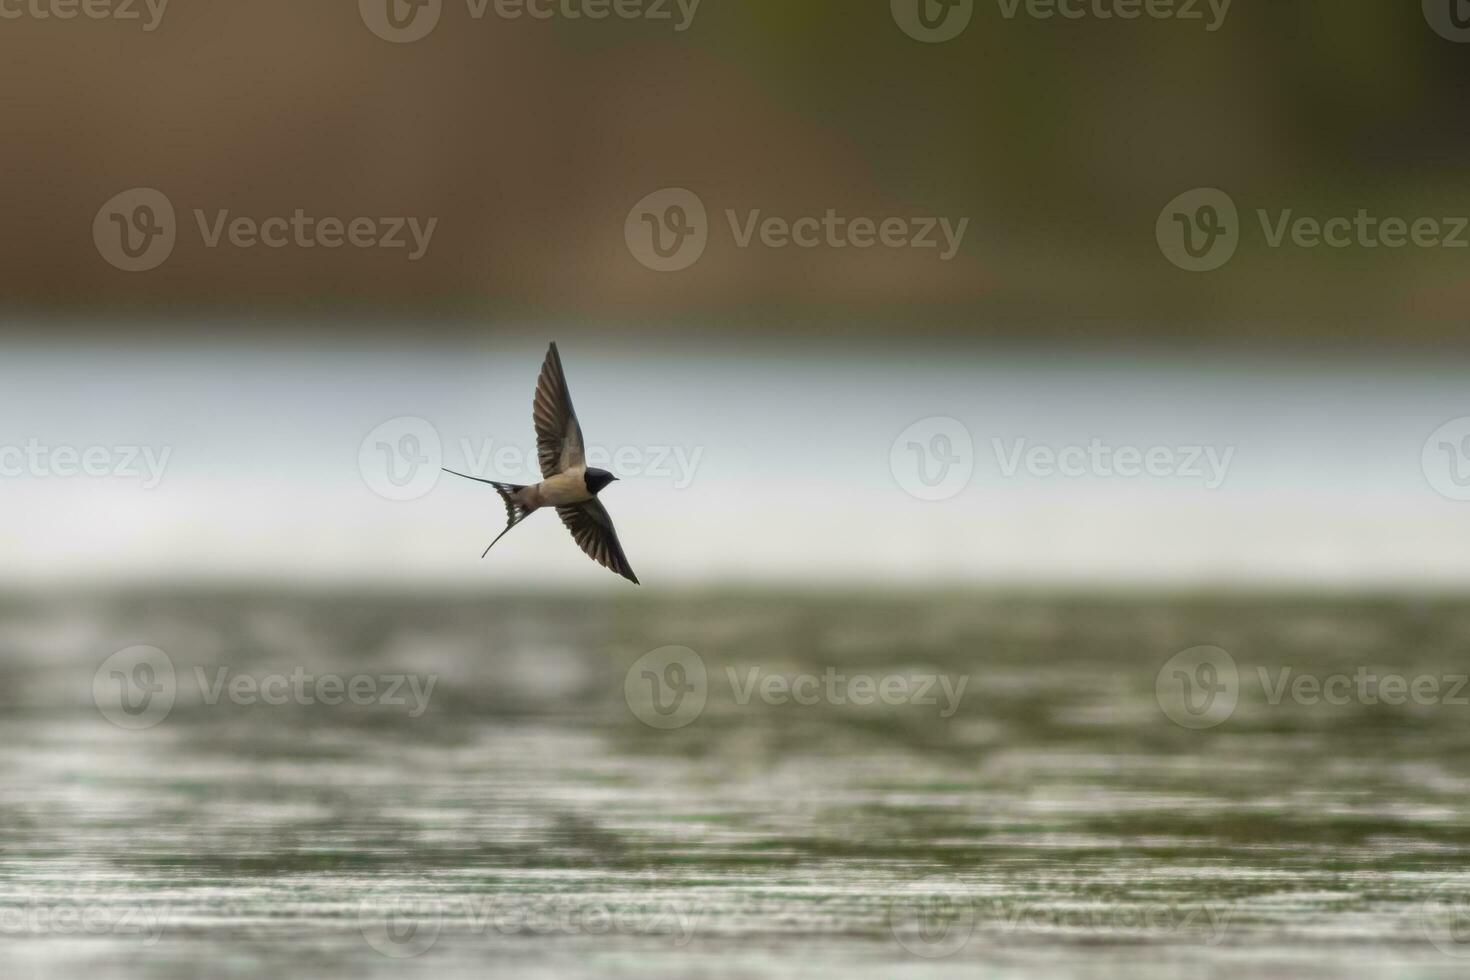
[{"left": 3, "top": 591, "right": 1470, "bottom": 977}]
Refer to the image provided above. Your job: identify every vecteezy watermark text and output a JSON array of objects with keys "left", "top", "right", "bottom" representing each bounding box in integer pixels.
[
  {"left": 0, "top": 902, "right": 167, "bottom": 945},
  {"left": 0, "top": 0, "right": 168, "bottom": 30},
  {"left": 358, "top": 416, "right": 703, "bottom": 501},
  {"left": 358, "top": 0, "right": 701, "bottom": 44},
  {"left": 194, "top": 667, "right": 437, "bottom": 717},
  {"left": 993, "top": 0, "right": 1230, "bottom": 29},
  {"left": 93, "top": 646, "right": 437, "bottom": 730},
  {"left": 728, "top": 666, "right": 968, "bottom": 717},
  {"left": 890, "top": 0, "right": 1230, "bottom": 43},
  {"left": 454, "top": 437, "right": 703, "bottom": 489},
  {"left": 887, "top": 875, "right": 1234, "bottom": 959},
  {"left": 623, "top": 646, "right": 970, "bottom": 730},
  {"left": 0, "top": 439, "right": 171, "bottom": 488},
  {"left": 358, "top": 892, "right": 703, "bottom": 958},
  {"left": 625, "top": 188, "right": 969, "bottom": 272},
  {"left": 992, "top": 437, "right": 1235, "bottom": 488}
]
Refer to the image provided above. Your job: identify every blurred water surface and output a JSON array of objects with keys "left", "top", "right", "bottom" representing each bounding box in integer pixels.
[{"left": 4, "top": 591, "right": 1470, "bottom": 978}]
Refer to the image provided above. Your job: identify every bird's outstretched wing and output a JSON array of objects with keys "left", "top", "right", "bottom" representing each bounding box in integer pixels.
[
  {"left": 532, "top": 342, "right": 586, "bottom": 478},
  {"left": 557, "top": 500, "right": 639, "bottom": 585}
]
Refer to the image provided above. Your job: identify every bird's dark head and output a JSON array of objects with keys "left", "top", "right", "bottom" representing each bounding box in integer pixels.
[{"left": 584, "top": 468, "right": 619, "bottom": 495}]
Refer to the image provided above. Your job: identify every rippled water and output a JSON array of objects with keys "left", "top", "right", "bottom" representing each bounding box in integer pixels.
[{"left": 4, "top": 591, "right": 1470, "bottom": 978}]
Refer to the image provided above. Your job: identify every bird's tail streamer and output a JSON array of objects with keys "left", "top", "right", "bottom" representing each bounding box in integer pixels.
[{"left": 441, "top": 469, "right": 531, "bottom": 558}]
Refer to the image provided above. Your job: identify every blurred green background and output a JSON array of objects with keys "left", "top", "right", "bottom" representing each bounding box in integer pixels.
[{"left": 4, "top": 1, "right": 1470, "bottom": 345}]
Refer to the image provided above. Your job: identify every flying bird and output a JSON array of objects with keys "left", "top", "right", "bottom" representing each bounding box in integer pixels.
[{"left": 443, "top": 343, "right": 639, "bottom": 585}]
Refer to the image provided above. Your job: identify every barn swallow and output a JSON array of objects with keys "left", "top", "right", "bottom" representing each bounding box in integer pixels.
[{"left": 443, "top": 343, "right": 639, "bottom": 585}]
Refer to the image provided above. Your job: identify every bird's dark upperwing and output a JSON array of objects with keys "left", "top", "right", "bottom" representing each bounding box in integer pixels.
[
  {"left": 557, "top": 500, "right": 639, "bottom": 585},
  {"left": 532, "top": 342, "right": 586, "bottom": 478}
]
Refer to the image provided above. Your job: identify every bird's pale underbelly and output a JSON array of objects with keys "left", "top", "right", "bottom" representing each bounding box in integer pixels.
[{"left": 528, "top": 469, "right": 591, "bottom": 508}]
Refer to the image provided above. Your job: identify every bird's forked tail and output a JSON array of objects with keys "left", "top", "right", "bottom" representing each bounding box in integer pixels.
[{"left": 442, "top": 469, "right": 533, "bottom": 558}]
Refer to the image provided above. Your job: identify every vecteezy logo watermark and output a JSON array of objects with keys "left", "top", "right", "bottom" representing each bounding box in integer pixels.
[
  {"left": 93, "top": 188, "right": 177, "bottom": 272},
  {"left": 359, "top": 895, "right": 442, "bottom": 958},
  {"left": 624, "top": 188, "right": 970, "bottom": 272},
  {"left": 624, "top": 188, "right": 708, "bottom": 272},
  {"left": 0, "top": 439, "right": 172, "bottom": 488},
  {"left": 359, "top": 0, "right": 444, "bottom": 43},
  {"left": 359, "top": 0, "right": 701, "bottom": 42},
  {"left": 0, "top": 0, "right": 169, "bottom": 30},
  {"left": 1156, "top": 187, "right": 1239, "bottom": 272},
  {"left": 1155, "top": 645, "right": 1239, "bottom": 730},
  {"left": 93, "top": 188, "right": 437, "bottom": 271},
  {"left": 992, "top": 437, "right": 1235, "bottom": 488},
  {"left": 890, "top": 417, "right": 975, "bottom": 502},
  {"left": 360, "top": 416, "right": 443, "bottom": 502},
  {"left": 1422, "top": 881, "right": 1470, "bottom": 957},
  {"left": 1424, "top": 0, "right": 1470, "bottom": 42},
  {"left": 93, "top": 646, "right": 438, "bottom": 730},
  {"left": 625, "top": 646, "right": 708, "bottom": 730},
  {"left": 891, "top": 0, "right": 975, "bottom": 43},
  {"left": 1423, "top": 417, "right": 1470, "bottom": 501},
  {"left": 888, "top": 876, "right": 976, "bottom": 958},
  {"left": 93, "top": 645, "right": 177, "bottom": 730},
  {"left": 1159, "top": 187, "right": 1470, "bottom": 272}
]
